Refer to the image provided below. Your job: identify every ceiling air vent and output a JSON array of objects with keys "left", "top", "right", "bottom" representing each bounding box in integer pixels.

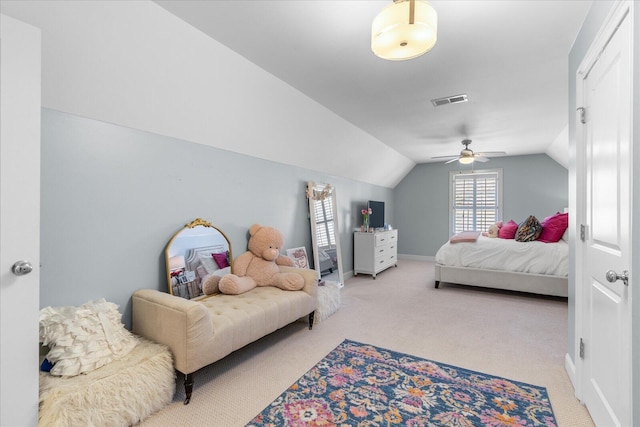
[{"left": 431, "top": 93, "right": 468, "bottom": 107}]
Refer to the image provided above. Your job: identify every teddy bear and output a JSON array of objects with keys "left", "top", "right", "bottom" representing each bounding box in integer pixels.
[{"left": 204, "top": 224, "right": 305, "bottom": 295}]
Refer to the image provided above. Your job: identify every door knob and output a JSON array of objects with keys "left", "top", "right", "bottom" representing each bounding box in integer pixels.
[
  {"left": 11, "top": 260, "right": 33, "bottom": 276},
  {"left": 605, "top": 269, "right": 629, "bottom": 286}
]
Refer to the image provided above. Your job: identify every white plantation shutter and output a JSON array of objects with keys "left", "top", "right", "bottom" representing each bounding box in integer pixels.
[
  {"left": 314, "top": 196, "right": 335, "bottom": 247},
  {"left": 450, "top": 169, "right": 502, "bottom": 235}
]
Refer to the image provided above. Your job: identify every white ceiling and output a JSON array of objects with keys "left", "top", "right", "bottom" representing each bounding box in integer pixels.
[{"left": 155, "top": 0, "right": 593, "bottom": 164}]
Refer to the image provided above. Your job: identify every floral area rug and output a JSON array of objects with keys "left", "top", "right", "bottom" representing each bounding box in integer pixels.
[{"left": 247, "top": 339, "right": 557, "bottom": 426}]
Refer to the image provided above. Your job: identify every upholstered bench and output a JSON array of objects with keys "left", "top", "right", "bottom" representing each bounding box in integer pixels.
[
  {"left": 39, "top": 337, "right": 174, "bottom": 426},
  {"left": 133, "top": 265, "right": 318, "bottom": 404}
]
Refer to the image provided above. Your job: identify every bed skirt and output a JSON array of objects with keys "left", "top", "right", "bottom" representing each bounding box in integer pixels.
[{"left": 435, "top": 264, "right": 568, "bottom": 297}]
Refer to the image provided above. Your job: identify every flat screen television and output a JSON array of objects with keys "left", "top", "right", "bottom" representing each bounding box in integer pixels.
[{"left": 368, "top": 201, "right": 385, "bottom": 229}]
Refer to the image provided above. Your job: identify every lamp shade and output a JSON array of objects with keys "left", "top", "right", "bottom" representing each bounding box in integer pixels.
[
  {"left": 371, "top": 0, "right": 437, "bottom": 60},
  {"left": 169, "top": 255, "right": 186, "bottom": 271}
]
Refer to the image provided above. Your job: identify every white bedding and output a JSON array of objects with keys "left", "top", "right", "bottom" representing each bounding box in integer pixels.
[{"left": 435, "top": 235, "right": 568, "bottom": 277}]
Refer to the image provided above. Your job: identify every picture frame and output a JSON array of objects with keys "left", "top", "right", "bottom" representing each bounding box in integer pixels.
[{"left": 286, "top": 247, "right": 309, "bottom": 269}]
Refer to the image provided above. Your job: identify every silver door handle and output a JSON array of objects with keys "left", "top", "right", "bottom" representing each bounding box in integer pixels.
[
  {"left": 12, "top": 260, "right": 33, "bottom": 276},
  {"left": 606, "top": 269, "right": 628, "bottom": 286}
]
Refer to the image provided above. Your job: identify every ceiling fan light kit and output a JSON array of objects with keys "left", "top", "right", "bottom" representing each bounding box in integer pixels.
[
  {"left": 432, "top": 139, "right": 507, "bottom": 165},
  {"left": 458, "top": 156, "right": 475, "bottom": 165},
  {"left": 371, "top": 0, "right": 438, "bottom": 61}
]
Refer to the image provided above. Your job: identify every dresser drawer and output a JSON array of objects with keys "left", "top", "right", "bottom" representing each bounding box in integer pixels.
[{"left": 375, "top": 231, "right": 393, "bottom": 246}]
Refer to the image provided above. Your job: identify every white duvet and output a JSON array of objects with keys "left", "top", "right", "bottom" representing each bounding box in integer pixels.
[{"left": 435, "top": 235, "right": 568, "bottom": 277}]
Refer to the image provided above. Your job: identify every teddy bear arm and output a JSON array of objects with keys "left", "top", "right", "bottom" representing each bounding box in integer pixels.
[{"left": 275, "top": 255, "right": 294, "bottom": 267}]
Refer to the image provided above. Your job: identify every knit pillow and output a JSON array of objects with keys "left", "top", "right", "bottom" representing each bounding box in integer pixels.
[
  {"left": 515, "top": 215, "right": 543, "bottom": 242},
  {"left": 39, "top": 299, "right": 138, "bottom": 377}
]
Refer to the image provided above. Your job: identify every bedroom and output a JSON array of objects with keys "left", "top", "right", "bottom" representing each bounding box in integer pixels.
[{"left": 1, "top": 0, "right": 638, "bottom": 425}]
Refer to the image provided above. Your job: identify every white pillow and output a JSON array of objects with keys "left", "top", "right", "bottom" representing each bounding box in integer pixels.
[
  {"left": 39, "top": 299, "right": 138, "bottom": 377},
  {"left": 198, "top": 253, "right": 219, "bottom": 274}
]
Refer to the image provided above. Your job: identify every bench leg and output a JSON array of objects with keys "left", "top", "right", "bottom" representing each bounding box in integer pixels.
[
  {"left": 308, "top": 311, "right": 315, "bottom": 330},
  {"left": 184, "top": 373, "right": 193, "bottom": 405},
  {"left": 435, "top": 280, "right": 440, "bottom": 289}
]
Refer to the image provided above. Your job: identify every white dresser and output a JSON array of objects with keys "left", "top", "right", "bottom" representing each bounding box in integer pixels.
[{"left": 353, "top": 229, "right": 398, "bottom": 278}]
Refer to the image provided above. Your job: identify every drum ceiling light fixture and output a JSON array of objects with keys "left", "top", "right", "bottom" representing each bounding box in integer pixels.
[{"left": 371, "top": 0, "right": 438, "bottom": 61}]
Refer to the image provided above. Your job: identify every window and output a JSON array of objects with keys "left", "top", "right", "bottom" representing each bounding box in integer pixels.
[
  {"left": 314, "top": 196, "right": 335, "bottom": 247},
  {"left": 449, "top": 169, "right": 502, "bottom": 235}
]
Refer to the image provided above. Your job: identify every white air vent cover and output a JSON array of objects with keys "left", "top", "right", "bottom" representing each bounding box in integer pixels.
[{"left": 431, "top": 94, "right": 468, "bottom": 107}]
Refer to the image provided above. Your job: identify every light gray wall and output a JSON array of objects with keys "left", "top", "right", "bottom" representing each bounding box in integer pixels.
[
  {"left": 41, "top": 109, "right": 392, "bottom": 327},
  {"left": 394, "top": 154, "right": 568, "bottom": 257},
  {"left": 569, "top": 0, "right": 639, "bottom": 418}
]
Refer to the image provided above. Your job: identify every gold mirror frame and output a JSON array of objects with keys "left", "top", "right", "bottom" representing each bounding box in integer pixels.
[
  {"left": 306, "top": 182, "right": 344, "bottom": 286},
  {"left": 165, "top": 218, "right": 233, "bottom": 299}
]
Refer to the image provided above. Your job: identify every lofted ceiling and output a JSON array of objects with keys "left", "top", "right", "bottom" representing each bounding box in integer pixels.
[{"left": 155, "top": 0, "right": 593, "bottom": 165}]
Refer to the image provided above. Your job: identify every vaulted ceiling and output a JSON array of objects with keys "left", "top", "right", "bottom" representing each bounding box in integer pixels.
[{"left": 156, "top": 0, "right": 593, "bottom": 165}]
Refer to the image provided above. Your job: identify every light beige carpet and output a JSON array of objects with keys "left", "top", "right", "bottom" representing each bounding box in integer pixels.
[{"left": 138, "top": 260, "right": 594, "bottom": 427}]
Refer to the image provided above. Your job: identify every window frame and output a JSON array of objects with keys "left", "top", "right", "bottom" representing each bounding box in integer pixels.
[{"left": 449, "top": 168, "right": 503, "bottom": 235}]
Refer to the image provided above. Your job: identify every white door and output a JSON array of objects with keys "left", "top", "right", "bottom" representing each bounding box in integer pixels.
[
  {"left": 576, "top": 2, "right": 632, "bottom": 426},
  {"left": 0, "top": 14, "right": 41, "bottom": 426}
]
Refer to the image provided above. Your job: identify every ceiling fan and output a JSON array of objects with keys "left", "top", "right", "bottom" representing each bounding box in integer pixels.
[{"left": 432, "top": 139, "right": 506, "bottom": 164}]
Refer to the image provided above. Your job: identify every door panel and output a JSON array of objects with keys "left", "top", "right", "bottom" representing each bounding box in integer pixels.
[
  {"left": 580, "top": 5, "right": 632, "bottom": 426},
  {"left": 0, "top": 14, "right": 41, "bottom": 426}
]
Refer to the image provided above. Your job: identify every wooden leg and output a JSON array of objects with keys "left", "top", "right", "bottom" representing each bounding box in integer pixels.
[
  {"left": 184, "top": 373, "right": 193, "bottom": 405},
  {"left": 308, "top": 311, "right": 315, "bottom": 330},
  {"left": 435, "top": 281, "right": 440, "bottom": 289}
]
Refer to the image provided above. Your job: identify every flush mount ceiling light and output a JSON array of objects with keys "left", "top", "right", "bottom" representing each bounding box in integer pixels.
[{"left": 371, "top": 0, "right": 438, "bottom": 61}]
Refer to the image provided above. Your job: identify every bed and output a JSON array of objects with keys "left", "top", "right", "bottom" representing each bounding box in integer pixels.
[{"left": 434, "top": 233, "right": 568, "bottom": 297}]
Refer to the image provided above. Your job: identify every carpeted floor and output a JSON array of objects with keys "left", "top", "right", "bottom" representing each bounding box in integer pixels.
[{"left": 138, "top": 260, "right": 594, "bottom": 427}]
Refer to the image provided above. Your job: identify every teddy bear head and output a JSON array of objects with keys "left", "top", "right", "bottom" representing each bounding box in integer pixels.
[{"left": 247, "top": 224, "right": 284, "bottom": 261}]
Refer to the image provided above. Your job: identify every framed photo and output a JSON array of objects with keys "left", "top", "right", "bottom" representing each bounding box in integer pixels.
[{"left": 287, "top": 247, "right": 309, "bottom": 269}]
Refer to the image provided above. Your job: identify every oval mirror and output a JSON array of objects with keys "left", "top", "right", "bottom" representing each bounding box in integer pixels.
[
  {"left": 307, "top": 182, "right": 344, "bottom": 286},
  {"left": 165, "top": 218, "right": 233, "bottom": 299}
]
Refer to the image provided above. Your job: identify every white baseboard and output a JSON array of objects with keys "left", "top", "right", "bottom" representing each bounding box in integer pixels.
[
  {"left": 564, "top": 353, "right": 576, "bottom": 389},
  {"left": 398, "top": 254, "right": 435, "bottom": 262}
]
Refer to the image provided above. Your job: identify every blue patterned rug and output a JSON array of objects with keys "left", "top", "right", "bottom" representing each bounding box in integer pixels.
[{"left": 247, "top": 339, "right": 557, "bottom": 426}]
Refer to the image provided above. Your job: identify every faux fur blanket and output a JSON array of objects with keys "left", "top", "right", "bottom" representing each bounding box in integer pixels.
[{"left": 39, "top": 337, "right": 174, "bottom": 427}]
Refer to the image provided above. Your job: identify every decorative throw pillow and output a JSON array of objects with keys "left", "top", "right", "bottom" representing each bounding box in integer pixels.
[
  {"left": 538, "top": 212, "right": 569, "bottom": 243},
  {"left": 450, "top": 231, "right": 481, "bottom": 243},
  {"left": 39, "top": 299, "right": 138, "bottom": 377},
  {"left": 483, "top": 221, "right": 503, "bottom": 238},
  {"left": 515, "top": 215, "right": 543, "bottom": 242},
  {"left": 212, "top": 251, "right": 230, "bottom": 269},
  {"left": 198, "top": 253, "right": 218, "bottom": 274},
  {"left": 498, "top": 220, "right": 518, "bottom": 239}
]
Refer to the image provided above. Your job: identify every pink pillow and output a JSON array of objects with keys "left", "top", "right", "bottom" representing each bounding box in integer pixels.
[
  {"left": 212, "top": 252, "right": 230, "bottom": 269},
  {"left": 498, "top": 220, "right": 518, "bottom": 239},
  {"left": 450, "top": 231, "right": 481, "bottom": 243},
  {"left": 538, "top": 212, "right": 569, "bottom": 243}
]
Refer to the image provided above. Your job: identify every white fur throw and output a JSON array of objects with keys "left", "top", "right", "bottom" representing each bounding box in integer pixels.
[
  {"left": 39, "top": 299, "right": 137, "bottom": 376},
  {"left": 39, "top": 337, "right": 175, "bottom": 426},
  {"left": 316, "top": 281, "right": 341, "bottom": 323}
]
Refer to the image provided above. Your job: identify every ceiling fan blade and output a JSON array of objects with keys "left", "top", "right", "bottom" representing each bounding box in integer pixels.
[
  {"left": 431, "top": 155, "right": 460, "bottom": 160},
  {"left": 444, "top": 157, "right": 460, "bottom": 164},
  {"left": 475, "top": 151, "right": 507, "bottom": 157},
  {"left": 474, "top": 156, "right": 490, "bottom": 162}
]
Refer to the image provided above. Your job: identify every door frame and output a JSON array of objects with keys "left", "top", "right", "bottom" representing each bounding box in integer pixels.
[{"left": 574, "top": 0, "right": 633, "bottom": 408}]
